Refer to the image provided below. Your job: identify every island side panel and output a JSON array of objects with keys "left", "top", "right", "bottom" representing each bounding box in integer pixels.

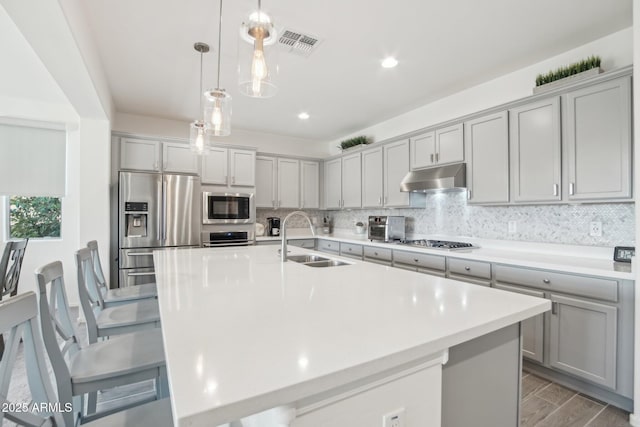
[{"left": 442, "top": 323, "right": 522, "bottom": 427}]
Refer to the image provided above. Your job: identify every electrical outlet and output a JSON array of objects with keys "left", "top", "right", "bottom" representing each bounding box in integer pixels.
[
  {"left": 508, "top": 221, "right": 517, "bottom": 234},
  {"left": 383, "top": 408, "right": 405, "bottom": 427},
  {"left": 589, "top": 221, "right": 602, "bottom": 237}
]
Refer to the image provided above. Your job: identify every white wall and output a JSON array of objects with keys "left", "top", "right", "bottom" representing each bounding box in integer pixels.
[
  {"left": 113, "top": 112, "right": 329, "bottom": 158},
  {"left": 327, "top": 27, "right": 633, "bottom": 153}
]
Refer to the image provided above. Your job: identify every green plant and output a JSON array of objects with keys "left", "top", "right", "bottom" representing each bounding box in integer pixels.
[
  {"left": 340, "top": 135, "right": 369, "bottom": 150},
  {"left": 535, "top": 55, "right": 601, "bottom": 87},
  {"left": 9, "top": 196, "right": 61, "bottom": 238}
]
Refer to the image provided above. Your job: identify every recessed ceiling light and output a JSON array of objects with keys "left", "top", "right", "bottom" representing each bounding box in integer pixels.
[
  {"left": 381, "top": 57, "right": 398, "bottom": 68},
  {"left": 298, "top": 112, "right": 310, "bottom": 120}
]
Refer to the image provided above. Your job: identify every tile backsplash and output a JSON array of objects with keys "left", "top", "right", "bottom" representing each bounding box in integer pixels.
[{"left": 259, "top": 192, "right": 635, "bottom": 246}]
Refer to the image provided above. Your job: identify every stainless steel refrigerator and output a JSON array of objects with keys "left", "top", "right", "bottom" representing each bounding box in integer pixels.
[{"left": 118, "top": 171, "right": 201, "bottom": 287}]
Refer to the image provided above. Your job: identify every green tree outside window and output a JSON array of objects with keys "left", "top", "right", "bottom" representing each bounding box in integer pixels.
[{"left": 9, "top": 196, "right": 61, "bottom": 238}]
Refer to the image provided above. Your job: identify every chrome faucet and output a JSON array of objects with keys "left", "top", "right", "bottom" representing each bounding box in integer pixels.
[{"left": 281, "top": 211, "right": 316, "bottom": 262}]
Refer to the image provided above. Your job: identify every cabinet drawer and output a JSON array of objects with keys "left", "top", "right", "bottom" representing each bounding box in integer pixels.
[
  {"left": 363, "top": 246, "right": 393, "bottom": 262},
  {"left": 317, "top": 239, "right": 339, "bottom": 254},
  {"left": 289, "top": 239, "right": 315, "bottom": 249},
  {"left": 340, "top": 242, "right": 363, "bottom": 259},
  {"left": 495, "top": 265, "right": 618, "bottom": 302},
  {"left": 393, "top": 250, "right": 445, "bottom": 272},
  {"left": 448, "top": 258, "right": 491, "bottom": 280}
]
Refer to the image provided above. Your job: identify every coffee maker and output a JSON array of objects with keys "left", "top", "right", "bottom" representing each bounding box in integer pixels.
[{"left": 267, "top": 217, "right": 281, "bottom": 236}]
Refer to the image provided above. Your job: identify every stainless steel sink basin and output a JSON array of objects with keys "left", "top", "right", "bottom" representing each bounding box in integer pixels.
[
  {"left": 303, "top": 260, "right": 351, "bottom": 268},
  {"left": 287, "top": 254, "right": 330, "bottom": 263}
]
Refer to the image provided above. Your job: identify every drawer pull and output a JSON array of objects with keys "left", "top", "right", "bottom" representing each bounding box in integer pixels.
[
  {"left": 551, "top": 301, "right": 558, "bottom": 315},
  {"left": 542, "top": 279, "right": 550, "bottom": 284},
  {"left": 414, "top": 258, "right": 419, "bottom": 263},
  {"left": 374, "top": 252, "right": 378, "bottom": 256},
  {"left": 464, "top": 266, "right": 471, "bottom": 271},
  {"left": 348, "top": 248, "right": 352, "bottom": 251}
]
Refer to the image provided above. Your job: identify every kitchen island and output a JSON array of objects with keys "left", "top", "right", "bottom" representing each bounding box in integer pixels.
[{"left": 153, "top": 245, "right": 550, "bottom": 427}]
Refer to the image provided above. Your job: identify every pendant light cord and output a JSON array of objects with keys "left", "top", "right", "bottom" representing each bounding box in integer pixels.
[
  {"left": 216, "top": 0, "right": 223, "bottom": 89},
  {"left": 199, "top": 51, "right": 203, "bottom": 118}
]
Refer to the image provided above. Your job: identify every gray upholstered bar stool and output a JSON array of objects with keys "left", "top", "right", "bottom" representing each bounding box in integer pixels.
[
  {"left": 76, "top": 248, "right": 160, "bottom": 344},
  {"left": 87, "top": 240, "right": 157, "bottom": 307},
  {"left": 0, "top": 290, "right": 173, "bottom": 427},
  {"left": 35, "top": 262, "right": 169, "bottom": 424}
]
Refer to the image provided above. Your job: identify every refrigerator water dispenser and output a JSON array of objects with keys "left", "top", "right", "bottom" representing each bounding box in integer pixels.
[{"left": 124, "top": 202, "right": 148, "bottom": 238}]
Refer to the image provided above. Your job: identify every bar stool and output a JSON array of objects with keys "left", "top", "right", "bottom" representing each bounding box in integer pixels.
[
  {"left": 35, "top": 262, "right": 169, "bottom": 424},
  {"left": 87, "top": 240, "right": 157, "bottom": 307},
  {"left": 0, "top": 238, "right": 28, "bottom": 359},
  {"left": 76, "top": 248, "right": 160, "bottom": 344}
]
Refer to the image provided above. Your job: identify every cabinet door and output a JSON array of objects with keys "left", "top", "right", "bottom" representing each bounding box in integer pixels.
[
  {"left": 300, "top": 161, "right": 320, "bottom": 209},
  {"left": 566, "top": 77, "right": 632, "bottom": 200},
  {"left": 324, "top": 158, "right": 342, "bottom": 209},
  {"left": 510, "top": 97, "right": 561, "bottom": 202},
  {"left": 435, "top": 123, "right": 464, "bottom": 165},
  {"left": 229, "top": 149, "right": 255, "bottom": 186},
  {"left": 201, "top": 147, "right": 229, "bottom": 185},
  {"left": 277, "top": 158, "right": 300, "bottom": 208},
  {"left": 120, "top": 138, "right": 161, "bottom": 171},
  {"left": 163, "top": 142, "right": 199, "bottom": 174},
  {"left": 410, "top": 131, "right": 435, "bottom": 169},
  {"left": 255, "top": 156, "right": 276, "bottom": 208},
  {"left": 465, "top": 111, "right": 509, "bottom": 204},
  {"left": 383, "top": 140, "right": 410, "bottom": 207},
  {"left": 361, "top": 147, "right": 384, "bottom": 208},
  {"left": 494, "top": 283, "right": 545, "bottom": 363},
  {"left": 549, "top": 293, "right": 617, "bottom": 389},
  {"left": 342, "top": 153, "right": 362, "bottom": 208}
]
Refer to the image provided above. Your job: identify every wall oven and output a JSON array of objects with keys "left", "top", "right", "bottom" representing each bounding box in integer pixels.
[
  {"left": 201, "top": 224, "right": 255, "bottom": 247},
  {"left": 202, "top": 192, "right": 255, "bottom": 224}
]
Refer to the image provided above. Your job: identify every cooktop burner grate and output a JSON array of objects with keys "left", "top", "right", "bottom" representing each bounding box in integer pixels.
[{"left": 399, "top": 239, "right": 477, "bottom": 250}]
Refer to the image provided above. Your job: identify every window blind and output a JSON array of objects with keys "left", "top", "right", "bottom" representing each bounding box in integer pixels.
[{"left": 0, "top": 122, "right": 66, "bottom": 196}]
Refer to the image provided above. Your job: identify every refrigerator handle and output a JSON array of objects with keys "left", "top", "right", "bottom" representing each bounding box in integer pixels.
[
  {"left": 157, "top": 179, "right": 163, "bottom": 241},
  {"left": 162, "top": 179, "right": 167, "bottom": 243}
]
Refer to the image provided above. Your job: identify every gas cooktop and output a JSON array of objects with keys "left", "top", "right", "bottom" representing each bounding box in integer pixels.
[{"left": 398, "top": 239, "right": 477, "bottom": 250}]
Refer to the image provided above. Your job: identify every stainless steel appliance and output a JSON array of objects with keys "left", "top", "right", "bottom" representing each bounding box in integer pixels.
[
  {"left": 368, "top": 216, "right": 405, "bottom": 242},
  {"left": 201, "top": 224, "right": 255, "bottom": 247},
  {"left": 119, "top": 172, "right": 201, "bottom": 287},
  {"left": 267, "top": 217, "right": 280, "bottom": 236},
  {"left": 202, "top": 192, "right": 255, "bottom": 224},
  {"left": 400, "top": 163, "right": 466, "bottom": 193},
  {"left": 398, "top": 239, "right": 477, "bottom": 250}
]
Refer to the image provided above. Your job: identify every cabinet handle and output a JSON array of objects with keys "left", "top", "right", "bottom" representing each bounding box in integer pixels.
[
  {"left": 569, "top": 183, "right": 575, "bottom": 195},
  {"left": 542, "top": 279, "right": 550, "bottom": 284},
  {"left": 551, "top": 301, "right": 558, "bottom": 315},
  {"left": 435, "top": 152, "right": 439, "bottom": 162},
  {"left": 467, "top": 190, "right": 472, "bottom": 200},
  {"left": 272, "top": 200, "right": 275, "bottom": 208},
  {"left": 430, "top": 153, "right": 434, "bottom": 163},
  {"left": 154, "top": 161, "right": 159, "bottom": 170},
  {"left": 553, "top": 184, "right": 559, "bottom": 196},
  {"left": 348, "top": 248, "right": 352, "bottom": 251},
  {"left": 232, "top": 176, "right": 235, "bottom": 184},
  {"left": 464, "top": 266, "right": 471, "bottom": 271},
  {"left": 384, "top": 196, "right": 387, "bottom": 204},
  {"left": 163, "top": 161, "right": 167, "bottom": 170},
  {"left": 374, "top": 252, "right": 379, "bottom": 256},
  {"left": 338, "top": 199, "right": 341, "bottom": 207},
  {"left": 225, "top": 176, "right": 228, "bottom": 184},
  {"left": 414, "top": 258, "right": 419, "bottom": 263},
  {"left": 378, "top": 197, "right": 381, "bottom": 205}
]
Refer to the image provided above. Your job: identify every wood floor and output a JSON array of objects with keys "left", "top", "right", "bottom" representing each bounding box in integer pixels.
[{"left": 521, "top": 371, "right": 632, "bottom": 427}]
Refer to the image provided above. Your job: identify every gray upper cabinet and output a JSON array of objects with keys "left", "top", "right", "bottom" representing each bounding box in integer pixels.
[
  {"left": 510, "top": 97, "right": 561, "bottom": 203},
  {"left": 565, "top": 76, "right": 632, "bottom": 201},
  {"left": 120, "top": 138, "right": 161, "bottom": 171},
  {"left": 362, "top": 146, "right": 384, "bottom": 208},
  {"left": 255, "top": 156, "right": 276, "bottom": 208},
  {"left": 300, "top": 161, "right": 320, "bottom": 209},
  {"left": 324, "top": 158, "right": 342, "bottom": 209},
  {"left": 410, "top": 124, "right": 463, "bottom": 170},
  {"left": 342, "top": 152, "right": 362, "bottom": 208},
  {"left": 383, "top": 140, "right": 410, "bottom": 207},
  {"left": 549, "top": 293, "right": 617, "bottom": 389},
  {"left": 465, "top": 111, "right": 509, "bottom": 204}
]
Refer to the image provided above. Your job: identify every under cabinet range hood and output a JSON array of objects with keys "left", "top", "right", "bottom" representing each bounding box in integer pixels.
[{"left": 400, "top": 163, "right": 466, "bottom": 192}]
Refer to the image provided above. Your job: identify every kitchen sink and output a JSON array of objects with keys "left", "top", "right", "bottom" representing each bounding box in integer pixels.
[
  {"left": 303, "top": 260, "right": 351, "bottom": 268},
  {"left": 286, "top": 254, "right": 351, "bottom": 267},
  {"left": 287, "top": 254, "right": 330, "bottom": 263}
]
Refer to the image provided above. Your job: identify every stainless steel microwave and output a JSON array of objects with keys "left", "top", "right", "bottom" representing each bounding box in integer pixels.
[{"left": 202, "top": 192, "right": 255, "bottom": 224}]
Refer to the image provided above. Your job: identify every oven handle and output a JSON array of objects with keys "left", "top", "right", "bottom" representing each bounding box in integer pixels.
[
  {"left": 127, "top": 271, "right": 156, "bottom": 277},
  {"left": 203, "top": 241, "right": 251, "bottom": 247}
]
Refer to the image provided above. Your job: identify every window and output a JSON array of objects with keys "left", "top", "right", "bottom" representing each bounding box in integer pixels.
[{"left": 8, "top": 196, "right": 61, "bottom": 239}]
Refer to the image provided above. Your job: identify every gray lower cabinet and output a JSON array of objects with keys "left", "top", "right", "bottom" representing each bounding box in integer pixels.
[
  {"left": 317, "top": 239, "right": 339, "bottom": 254},
  {"left": 340, "top": 242, "right": 363, "bottom": 260},
  {"left": 393, "top": 250, "right": 445, "bottom": 277},
  {"left": 447, "top": 258, "right": 491, "bottom": 287},
  {"left": 494, "top": 283, "right": 544, "bottom": 363},
  {"left": 465, "top": 111, "right": 510, "bottom": 204},
  {"left": 548, "top": 293, "right": 617, "bottom": 389},
  {"left": 565, "top": 76, "right": 632, "bottom": 201},
  {"left": 289, "top": 239, "right": 316, "bottom": 249},
  {"left": 363, "top": 246, "right": 392, "bottom": 266}
]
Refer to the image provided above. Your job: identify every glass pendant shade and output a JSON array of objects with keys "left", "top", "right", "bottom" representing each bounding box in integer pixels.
[
  {"left": 238, "top": 10, "right": 278, "bottom": 98},
  {"left": 204, "top": 89, "right": 232, "bottom": 136},
  {"left": 189, "top": 120, "right": 211, "bottom": 154}
]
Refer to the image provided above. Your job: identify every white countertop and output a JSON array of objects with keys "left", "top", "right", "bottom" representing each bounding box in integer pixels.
[
  {"left": 154, "top": 245, "right": 550, "bottom": 426},
  {"left": 257, "top": 229, "right": 634, "bottom": 280}
]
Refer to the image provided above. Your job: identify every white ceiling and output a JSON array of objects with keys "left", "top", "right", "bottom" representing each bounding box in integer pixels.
[{"left": 82, "top": 0, "right": 632, "bottom": 142}]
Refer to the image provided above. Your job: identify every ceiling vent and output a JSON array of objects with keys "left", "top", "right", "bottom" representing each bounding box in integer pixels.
[{"left": 278, "top": 29, "right": 321, "bottom": 57}]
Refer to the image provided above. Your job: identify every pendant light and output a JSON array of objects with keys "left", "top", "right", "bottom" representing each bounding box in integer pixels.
[
  {"left": 189, "top": 42, "right": 212, "bottom": 154},
  {"left": 204, "top": 0, "right": 231, "bottom": 136},
  {"left": 238, "top": 0, "right": 278, "bottom": 98}
]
